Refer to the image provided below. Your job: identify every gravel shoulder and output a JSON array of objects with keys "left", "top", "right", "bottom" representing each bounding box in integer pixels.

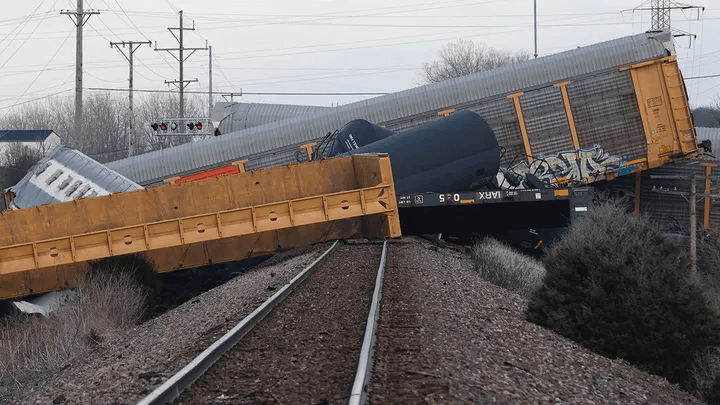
[
  {"left": 371, "top": 239, "right": 703, "bottom": 404},
  {"left": 8, "top": 237, "right": 705, "bottom": 404}
]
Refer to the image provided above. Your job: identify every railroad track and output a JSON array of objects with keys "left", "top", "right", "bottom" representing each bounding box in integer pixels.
[{"left": 136, "top": 240, "right": 388, "bottom": 405}]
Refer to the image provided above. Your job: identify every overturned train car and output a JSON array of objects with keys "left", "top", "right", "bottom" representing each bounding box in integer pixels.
[
  {"left": 325, "top": 111, "right": 571, "bottom": 240},
  {"left": 106, "top": 30, "right": 697, "bottom": 189},
  {"left": 327, "top": 111, "right": 500, "bottom": 195}
]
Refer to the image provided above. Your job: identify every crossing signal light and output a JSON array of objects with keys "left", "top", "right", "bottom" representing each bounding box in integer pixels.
[
  {"left": 153, "top": 120, "right": 203, "bottom": 132},
  {"left": 186, "top": 121, "right": 203, "bottom": 131}
]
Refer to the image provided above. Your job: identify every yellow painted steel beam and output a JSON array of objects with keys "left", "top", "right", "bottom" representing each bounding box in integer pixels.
[
  {"left": 299, "top": 143, "right": 317, "bottom": 161},
  {"left": 233, "top": 160, "right": 249, "bottom": 173},
  {"left": 661, "top": 62, "right": 697, "bottom": 155},
  {"left": 0, "top": 186, "right": 395, "bottom": 275},
  {"left": 3, "top": 191, "right": 11, "bottom": 210},
  {"left": 0, "top": 154, "right": 401, "bottom": 299},
  {"left": 164, "top": 176, "right": 181, "bottom": 185},
  {"left": 553, "top": 81, "right": 581, "bottom": 150},
  {"left": 507, "top": 92, "right": 532, "bottom": 163},
  {"left": 619, "top": 56, "right": 676, "bottom": 71},
  {"left": 625, "top": 56, "right": 698, "bottom": 169},
  {"left": 623, "top": 158, "right": 649, "bottom": 167}
]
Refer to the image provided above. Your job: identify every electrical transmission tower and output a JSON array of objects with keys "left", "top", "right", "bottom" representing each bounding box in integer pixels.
[
  {"left": 61, "top": 0, "right": 99, "bottom": 138},
  {"left": 634, "top": 0, "right": 704, "bottom": 36},
  {"left": 110, "top": 40, "right": 151, "bottom": 157},
  {"left": 155, "top": 10, "right": 207, "bottom": 119},
  {"left": 652, "top": 0, "right": 672, "bottom": 30}
]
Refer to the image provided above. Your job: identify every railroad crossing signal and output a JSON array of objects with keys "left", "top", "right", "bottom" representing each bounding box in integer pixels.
[{"left": 150, "top": 118, "right": 211, "bottom": 136}]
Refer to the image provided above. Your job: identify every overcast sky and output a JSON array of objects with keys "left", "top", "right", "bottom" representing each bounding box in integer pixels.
[{"left": 1, "top": 0, "right": 717, "bottom": 121}]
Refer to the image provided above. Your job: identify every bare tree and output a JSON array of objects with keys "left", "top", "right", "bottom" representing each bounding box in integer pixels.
[
  {"left": 1, "top": 99, "right": 66, "bottom": 134},
  {"left": 0, "top": 143, "right": 43, "bottom": 202},
  {"left": 0, "top": 91, "right": 207, "bottom": 162},
  {"left": 693, "top": 106, "right": 720, "bottom": 128},
  {"left": 420, "top": 39, "right": 530, "bottom": 83}
]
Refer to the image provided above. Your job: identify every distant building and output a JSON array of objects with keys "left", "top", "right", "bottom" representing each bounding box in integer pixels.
[{"left": 0, "top": 130, "right": 62, "bottom": 162}]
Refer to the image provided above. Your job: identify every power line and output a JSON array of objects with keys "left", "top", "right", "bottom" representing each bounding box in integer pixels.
[
  {"left": 685, "top": 74, "right": 720, "bottom": 79},
  {"left": 231, "top": 67, "right": 419, "bottom": 88},
  {"left": 104, "top": 0, "right": 177, "bottom": 79},
  {"left": 0, "top": 11, "right": 58, "bottom": 27},
  {"left": 111, "top": 0, "right": 503, "bottom": 27},
  {"left": 0, "top": 30, "right": 74, "bottom": 119},
  {"left": 110, "top": 40, "right": 152, "bottom": 156},
  {"left": 87, "top": 87, "right": 389, "bottom": 96},
  {"left": 0, "top": 70, "right": 74, "bottom": 103},
  {"left": 61, "top": 0, "right": 99, "bottom": 138},
  {"left": 154, "top": 10, "right": 207, "bottom": 118},
  {"left": 0, "top": 89, "right": 74, "bottom": 111},
  {"left": 111, "top": 0, "right": 150, "bottom": 38},
  {"left": 6, "top": 3, "right": 719, "bottom": 113},
  {"left": 212, "top": 58, "right": 238, "bottom": 96},
  {"left": 0, "top": 0, "right": 52, "bottom": 69},
  {"left": 84, "top": 70, "right": 126, "bottom": 84}
]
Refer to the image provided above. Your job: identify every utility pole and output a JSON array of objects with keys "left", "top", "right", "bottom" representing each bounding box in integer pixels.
[
  {"left": 533, "top": 0, "right": 538, "bottom": 59},
  {"left": 61, "top": 0, "right": 99, "bottom": 139},
  {"left": 690, "top": 175, "right": 697, "bottom": 274},
  {"left": 208, "top": 45, "right": 213, "bottom": 118},
  {"left": 110, "top": 40, "right": 151, "bottom": 157},
  {"left": 155, "top": 10, "right": 207, "bottom": 119},
  {"left": 650, "top": 173, "right": 717, "bottom": 275}
]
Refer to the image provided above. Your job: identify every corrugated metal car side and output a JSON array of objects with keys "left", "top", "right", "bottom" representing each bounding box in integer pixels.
[
  {"left": 107, "top": 32, "right": 673, "bottom": 186},
  {"left": 219, "top": 103, "right": 331, "bottom": 133}
]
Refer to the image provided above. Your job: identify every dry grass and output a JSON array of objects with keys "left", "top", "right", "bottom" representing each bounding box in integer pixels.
[
  {"left": 698, "top": 230, "right": 720, "bottom": 315},
  {"left": 692, "top": 346, "right": 720, "bottom": 397},
  {"left": 0, "top": 261, "right": 148, "bottom": 399},
  {"left": 470, "top": 237, "right": 546, "bottom": 298},
  {"left": 692, "top": 231, "right": 720, "bottom": 399}
]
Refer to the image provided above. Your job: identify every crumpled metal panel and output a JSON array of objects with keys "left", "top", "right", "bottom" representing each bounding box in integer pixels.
[
  {"left": 7, "top": 146, "right": 143, "bottom": 209},
  {"left": 107, "top": 31, "right": 673, "bottom": 186}
]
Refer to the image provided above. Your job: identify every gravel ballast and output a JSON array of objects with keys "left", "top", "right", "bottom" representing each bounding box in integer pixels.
[
  {"left": 5, "top": 237, "right": 706, "bottom": 404},
  {"left": 176, "top": 243, "right": 382, "bottom": 404}
]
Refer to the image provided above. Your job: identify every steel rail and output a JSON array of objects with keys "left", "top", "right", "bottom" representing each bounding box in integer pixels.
[
  {"left": 349, "top": 240, "right": 388, "bottom": 405},
  {"left": 135, "top": 240, "right": 339, "bottom": 405}
]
